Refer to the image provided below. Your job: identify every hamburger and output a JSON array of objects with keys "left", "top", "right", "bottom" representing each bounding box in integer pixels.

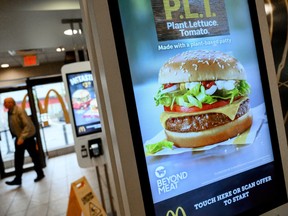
[
  {"left": 154, "top": 50, "right": 252, "bottom": 148},
  {"left": 72, "top": 89, "right": 91, "bottom": 109}
]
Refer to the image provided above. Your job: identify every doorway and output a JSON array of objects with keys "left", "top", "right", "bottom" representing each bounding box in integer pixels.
[
  {"left": 29, "top": 76, "right": 74, "bottom": 155},
  {"left": 0, "top": 86, "right": 45, "bottom": 178},
  {"left": 0, "top": 76, "right": 75, "bottom": 178}
]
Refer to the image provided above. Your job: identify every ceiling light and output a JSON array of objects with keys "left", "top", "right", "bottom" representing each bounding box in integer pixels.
[
  {"left": 1, "top": 64, "right": 9, "bottom": 68},
  {"left": 56, "top": 47, "right": 65, "bottom": 52},
  {"left": 8, "top": 50, "right": 16, "bottom": 56},
  {"left": 64, "top": 29, "right": 78, "bottom": 36}
]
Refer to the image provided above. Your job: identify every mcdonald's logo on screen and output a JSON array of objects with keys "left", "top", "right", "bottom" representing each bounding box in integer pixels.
[{"left": 166, "top": 207, "right": 187, "bottom": 216}]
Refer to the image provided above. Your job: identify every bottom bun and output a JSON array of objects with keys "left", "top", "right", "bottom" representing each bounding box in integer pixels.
[{"left": 165, "top": 111, "right": 253, "bottom": 148}]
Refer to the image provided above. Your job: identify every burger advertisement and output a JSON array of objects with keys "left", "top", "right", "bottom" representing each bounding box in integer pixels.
[
  {"left": 66, "top": 71, "right": 101, "bottom": 137},
  {"left": 154, "top": 50, "right": 252, "bottom": 149},
  {"left": 116, "top": 0, "right": 287, "bottom": 215}
]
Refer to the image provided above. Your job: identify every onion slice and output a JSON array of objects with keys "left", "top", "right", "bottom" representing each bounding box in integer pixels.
[
  {"left": 160, "top": 84, "right": 179, "bottom": 94},
  {"left": 205, "top": 85, "right": 217, "bottom": 95}
]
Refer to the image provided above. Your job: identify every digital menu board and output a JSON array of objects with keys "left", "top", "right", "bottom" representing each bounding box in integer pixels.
[
  {"left": 109, "top": 0, "right": 287, "bottom": 215},
  {"left": 66, "top": 71, "right": 101, "bottom": 137}
]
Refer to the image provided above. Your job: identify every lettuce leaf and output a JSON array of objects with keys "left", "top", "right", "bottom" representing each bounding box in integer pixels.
[
  {"left": 145, "top": 140, "right": 174, "bottom": 155},
  {"left": 154, "top": 80, "right": 250, "bottom": 109}
]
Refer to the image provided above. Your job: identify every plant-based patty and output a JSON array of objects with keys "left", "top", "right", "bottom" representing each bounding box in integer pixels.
[{"left": 165, "top": 98, "right": 250, "bottom": 132}]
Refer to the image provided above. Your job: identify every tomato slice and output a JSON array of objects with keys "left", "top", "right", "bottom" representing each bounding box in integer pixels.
[
  {"left": 163, "top": 83, "right": 175, "bottom": 89},
  {"left": 164, "top": 99, "right": 230, "bottom": 113},
  {"left": 201, "top": 81, "right": 216, "bottom": 89}
]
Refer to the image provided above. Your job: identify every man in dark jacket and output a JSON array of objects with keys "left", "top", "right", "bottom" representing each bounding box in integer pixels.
[{"left": 4, "top": 97, "right": 44, "bottom": 186}]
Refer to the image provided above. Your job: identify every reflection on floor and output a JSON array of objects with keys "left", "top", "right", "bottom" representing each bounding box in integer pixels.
[{"left": 0, "top": 153, "right": 109, "bottom": 216}]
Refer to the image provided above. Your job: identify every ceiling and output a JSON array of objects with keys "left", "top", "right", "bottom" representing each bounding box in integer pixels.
[{"left": 0, "top": 0, "right": 86, "bottom": 68}]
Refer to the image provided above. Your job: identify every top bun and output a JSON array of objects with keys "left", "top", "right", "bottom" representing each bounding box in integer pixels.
[{"left": 159, "top": 50, "right": 246, "bottom": 84}]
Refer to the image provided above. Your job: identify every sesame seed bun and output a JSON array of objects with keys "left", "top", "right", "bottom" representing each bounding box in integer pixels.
[{"left": 158, "top": 50, "right": 246, "bottom": 84}]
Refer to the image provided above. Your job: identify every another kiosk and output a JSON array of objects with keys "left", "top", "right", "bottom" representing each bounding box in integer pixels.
[{"left": 61, "top": 61, "right": 103, "bottom": 168}]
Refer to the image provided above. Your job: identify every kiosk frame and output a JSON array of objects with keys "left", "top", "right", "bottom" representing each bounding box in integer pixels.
[{"left": 79, "top": 0, "right": 288, "bottom": 215}]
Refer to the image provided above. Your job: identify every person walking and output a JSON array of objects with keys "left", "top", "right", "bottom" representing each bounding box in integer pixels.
[
  {"left": 4, "top": 97, "right": 45, "bottom": 186},
  {"left": 0, "top": 134, "right": 5, "bottom": 179}
]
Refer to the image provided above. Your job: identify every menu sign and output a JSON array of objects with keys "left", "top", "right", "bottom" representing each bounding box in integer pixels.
[
  {"left": 66, "top": 71, "right": 101, "bottom": 137},
  {"left": 151, "top": 0, "right": 229, "bottom": 41},
  {"left": 114, "top": 0, "right": 287, "bottom": 215}
]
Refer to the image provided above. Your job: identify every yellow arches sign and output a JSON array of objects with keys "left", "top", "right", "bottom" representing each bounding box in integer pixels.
[
  {"left": 22, "top": 89, "right": 70, "bottom": 126},
  {"left": 166, "top": 207, "right": 187, "bottom": 216}
]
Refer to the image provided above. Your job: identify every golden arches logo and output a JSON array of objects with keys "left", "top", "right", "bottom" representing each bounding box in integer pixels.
[
  {"left": 166, "top": 207, "right": 187, "bottom": 216},
  {"left": 78, "top": 126, "right": 86, "bottom": 133},
  {"left": 22, "top": 89, "right": 70, "bottom": 126}
]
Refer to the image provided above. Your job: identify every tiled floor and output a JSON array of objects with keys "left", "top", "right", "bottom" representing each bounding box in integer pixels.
[{"left": 0, "top": 153, "right": 107, "bottom": 216}]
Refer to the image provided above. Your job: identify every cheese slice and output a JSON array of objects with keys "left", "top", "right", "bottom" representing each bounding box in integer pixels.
[{"left": 160, "top": 97, "right": 248, "bottom": 128}]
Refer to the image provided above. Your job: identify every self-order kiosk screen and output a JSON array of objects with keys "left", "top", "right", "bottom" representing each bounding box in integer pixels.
[
  {"left": 66, "top": 71, "right": 101, "bottom": 137},
  {"left": 113, "top": 0, "right": 287, "bottom": 215}
]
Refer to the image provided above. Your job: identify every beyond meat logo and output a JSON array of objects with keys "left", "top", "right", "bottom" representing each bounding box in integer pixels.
[
  {"left": 151, "top": 0, "right": 229, "bottom": 41},
  {"left": 155, "top": 166, "right": 188, "bottom": 194}
]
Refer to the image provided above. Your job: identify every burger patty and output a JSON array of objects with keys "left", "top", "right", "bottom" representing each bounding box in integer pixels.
[{"left": 165, "top": 99, "right": 250, "bottom": 133}]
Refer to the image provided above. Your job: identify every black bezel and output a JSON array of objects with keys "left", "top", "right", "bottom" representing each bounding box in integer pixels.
[{"left": 107, "top": 1, "right": 156, "bottom": 215}]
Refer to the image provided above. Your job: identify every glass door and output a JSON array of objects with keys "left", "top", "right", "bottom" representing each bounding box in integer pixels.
[
  {"left": 26, "top": 76, "right": 74, "bottom": 158},
  {"left": 0, "top": 88, "right": 45, "bottom": 177},
  {"left": 0, "top": 76, "right": 74, "bottom": 178},
  {"left": 32, "top": 82, "right": 73, "bottom": 153}
]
